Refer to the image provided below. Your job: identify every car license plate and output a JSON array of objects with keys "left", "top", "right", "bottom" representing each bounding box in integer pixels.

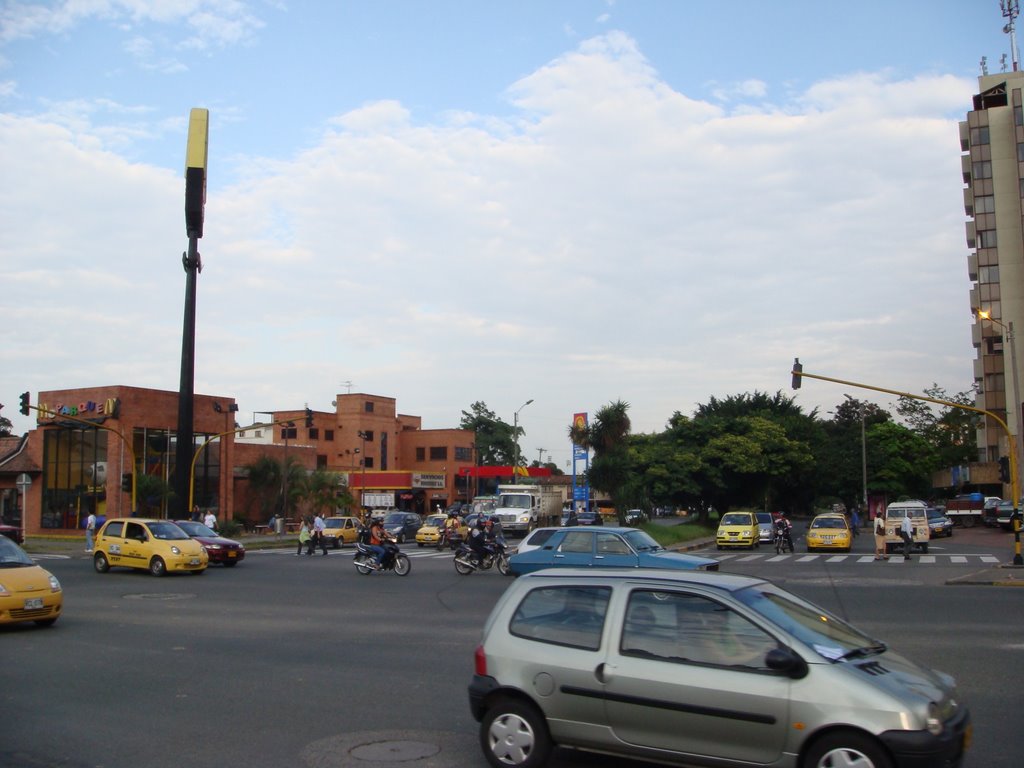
[
  {"left": 24, "top": 598, "right": 44, "bottom": 610},
  {"left": 228, "top": 551, "right": 237, "bottom": 558},
  {"left": 189, "top": 558, "right": 200, "bottom": 566}
]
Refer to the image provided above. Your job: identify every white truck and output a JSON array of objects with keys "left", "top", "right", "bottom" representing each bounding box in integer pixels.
[{"left": 493, "top": 484, "right": 562, "bottom": 534}]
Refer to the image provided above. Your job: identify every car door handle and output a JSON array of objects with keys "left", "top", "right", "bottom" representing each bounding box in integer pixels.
[{"left": 595, "top": 663, "right": 614, "bottom": 683}]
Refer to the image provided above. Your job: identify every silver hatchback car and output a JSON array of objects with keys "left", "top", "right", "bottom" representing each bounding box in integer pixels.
[{"left": 469, "top": 569, "right": 969, "bottom": 768}]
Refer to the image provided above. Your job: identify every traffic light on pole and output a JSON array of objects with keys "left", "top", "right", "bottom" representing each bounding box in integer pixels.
[
  {"left": 791, "top": 359, "right": 803, "bottom": 390},
  {"left": 305, "top": 407, "right": 313, "bottom": 428},
  {"left": 121, "top": 473, "right": 132, "bottom": 492},
  {"left": 19, "top": 391, "right": 30, "bottom": 415}
]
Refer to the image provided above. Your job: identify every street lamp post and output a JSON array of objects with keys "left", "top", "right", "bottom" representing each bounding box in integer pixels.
[
  {"left": 512, "top": 399, "right": 534, "bottom": 485},
  {"left": 844, "top": 394, "right": 868, "bottom": 515},
  {"left": 357, "top": 431, "right": 369, "bottom": 512},
  {"left": 279, "top": 421, "right": 295, "bottom": 535},
  {"left": 979, "top": 310, "right": 1023, "bottom": 504}
]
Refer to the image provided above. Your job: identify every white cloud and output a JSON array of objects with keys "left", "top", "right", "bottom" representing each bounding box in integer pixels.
[{"left": 0, "top": 32, "right": 977, "bottom": 464}]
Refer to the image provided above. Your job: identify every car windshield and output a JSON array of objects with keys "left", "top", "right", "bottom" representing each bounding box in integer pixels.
[
  {"left": 0, "top": 536, "right": 34, "bottom": 566},
  {"left": 147, "top": 521, "right": 190, "bottom": 540},
  {"left": 811, "top": 517, "right": 846, "bottom": 529},
  {"left": 324, "top": 518, "right": 346, "bottom": 529},
  {"left": 621, "top": 529, "right": 662, "bottom": 552},
  {"left": 927, "top": 510, "right": 945, "bottom": 520},
  {"left": 756, "top": 513, "right": 772, "bottom": 524},
  {"left": 426, "top": 516, "right": 445, "bottom": 527},
  {"left": 720, "top": 513, "right": 751, "bottom": 525},
  {"left": 176, "top": 521, "right": 216, "bottom": 537},
  {"left": 734, "top": 583, "right": 885, "bottom": 662},
  {"left": 383, "top": 513, "right": 409, "bottom": 525},
  {"left": 499, "top": 495, "right": 532, "bottom": 509}
]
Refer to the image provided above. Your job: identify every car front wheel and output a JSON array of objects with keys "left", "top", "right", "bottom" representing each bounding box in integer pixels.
[
  {"left": 804, "top": 730, "right": 892, "bottom": 768},
  {"left": 93, "top": 552, "right": 110, "bottom": 573},
  {"left": 480, "top": 699, "right": 551, "bottom": 768},
  {"left": 149, "top": 556, "right": 167, "bottom": 577}
]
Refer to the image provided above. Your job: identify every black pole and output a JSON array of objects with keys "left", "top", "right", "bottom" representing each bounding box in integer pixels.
[{"left": 173, "top": 236, "right": 200, "bottom": 517}]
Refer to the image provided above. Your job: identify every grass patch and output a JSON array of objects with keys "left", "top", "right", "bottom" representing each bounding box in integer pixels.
[{"left": 641, "top": 521, "right": 716, "bottom": 547}]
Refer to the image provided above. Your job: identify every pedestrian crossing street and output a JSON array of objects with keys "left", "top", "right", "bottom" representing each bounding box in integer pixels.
[{"left": 706, "top": 551, "right": 1003, "bottom": 565}]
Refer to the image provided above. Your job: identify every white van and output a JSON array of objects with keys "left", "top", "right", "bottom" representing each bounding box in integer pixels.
[{"left": 884, "top": 500, "right": 930, "bottom": 553}]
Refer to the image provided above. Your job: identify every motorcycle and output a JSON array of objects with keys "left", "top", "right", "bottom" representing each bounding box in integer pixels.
[
  {"left": 773, "top": 526, "right": 794, "bottom": 555},
  {"left": 353, "top": 536, "right": 411, "bottom": 576},
  {"left": 437, "top": 523, "right": 462, "bottom": 551},
  {"left": 453, "top": 540, "right": 510, "bottom": 576}
]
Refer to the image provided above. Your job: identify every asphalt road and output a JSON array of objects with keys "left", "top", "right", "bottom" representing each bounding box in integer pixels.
[{"left": 2, "top": 524, "right": 1022, "bottom": 768}]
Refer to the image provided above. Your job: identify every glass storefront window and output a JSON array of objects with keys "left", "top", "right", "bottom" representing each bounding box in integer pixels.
[{"left": 42, "top": 428, "right": 108, "bottom": 529}]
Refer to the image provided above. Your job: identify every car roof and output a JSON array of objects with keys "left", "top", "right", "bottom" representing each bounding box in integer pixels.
[
  {"left": 813, "top": 512, "right": 846, "bottom": 519},
  {"left": 101, "top": 517, "right": 163, "bottom": 524},
  {"left": 557, "top": 525, "right": 640, "bottom": 533},
  {"left": 515, "top": 567, "right": 766, "bottom": 592}
]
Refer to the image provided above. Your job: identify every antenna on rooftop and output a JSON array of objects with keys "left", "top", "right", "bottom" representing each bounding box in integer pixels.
[
  {"left": 1002, "top": 53, "right": 1010, "bottom": 71},
  {"left": 982, "top": 55, "right": 989, "bottom": 75},
  {"left": 1002, "top": 0, "right": 1020, "bottom": 72},
  {"left": 340, "top": 380, "right": 352, "bottom": 394}
]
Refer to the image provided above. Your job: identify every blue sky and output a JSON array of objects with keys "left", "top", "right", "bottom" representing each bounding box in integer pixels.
[{"left": 0, "top": 1, "right": 1015, "bottom": 468}]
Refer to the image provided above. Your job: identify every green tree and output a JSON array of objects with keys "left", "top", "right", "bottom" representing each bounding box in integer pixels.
[
  {"left": 460, "top": 401, "right": 518, "bottom": 465},
  {"left": 136, "top": 472, "right": 172, "bottom": 517},
  {"left": 244, "top": 455, "right": 283, "bottom": 523},
  {"left": 568, "top": 400, "right": 633, "bottom": 523},
  {"left": 895, "top": 385, "right": 978, "bottom": 469},
  {"left": 306, "top": 468, "right": 351, "bottom": 516},
  {"left": 866, "top": 421, "right": 939, "bottom": 499},
  {"left": 818, "top": 397, "right": 891, "bottom": 510},
  {"left": 0, "top": 409, "right": 12, "bottom": 436}
]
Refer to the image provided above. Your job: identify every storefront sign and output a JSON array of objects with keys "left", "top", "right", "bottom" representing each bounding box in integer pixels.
[
  {"left": 412, "top": 472, "right": 445, "bottom": 489},
  {"left": 37, "top": 398, "right": 120, "bottom": 423}
]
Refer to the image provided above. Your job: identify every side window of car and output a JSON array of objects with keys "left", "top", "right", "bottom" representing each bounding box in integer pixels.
[
  {"left": 105, "top": 521, "right": 124, "bottom": 538},
  {"left": 619, "top": 591, "right": 777, "bottom": 670},
  {"left": 560, "top": 531, "right": 593, "bottom": 553},
  {"left": 509, "top": 586, "right": 611, "bottom": 651},
  {"left": 125, "top": 522, "right": 147, "bottom": 543},
  {"left": 596, "top": 533, "right": 630, "bottom": 555}
]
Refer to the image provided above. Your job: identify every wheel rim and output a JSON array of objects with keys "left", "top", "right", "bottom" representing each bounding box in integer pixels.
[
  {"left": 150, "top": 557, "right": 166, "bottom": 576},
  {"left": 488, "top": 712, "right": 536, "bottom": 766},
  {"left": 814, "top": 746, "right": 877, "bottom": 768},
  {"left": 395, "top": 556, "right": 411, "bottom": 575}
]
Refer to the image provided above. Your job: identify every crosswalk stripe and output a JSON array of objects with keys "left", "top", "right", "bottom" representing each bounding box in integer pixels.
[{"left": 950, "top": 556, "right": 967, "bottom": 564}]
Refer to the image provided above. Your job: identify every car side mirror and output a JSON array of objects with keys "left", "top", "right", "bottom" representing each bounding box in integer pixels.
[{"left": 765, "top": 647, "right": 809, "bottom": 679}]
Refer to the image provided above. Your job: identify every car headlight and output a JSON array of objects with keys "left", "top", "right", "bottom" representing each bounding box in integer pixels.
[
  {"left": 49, "top": 574, "right": 61, "bottom": 592},
  {"left": 741, "top": 531, "right": 751, "bottom": 537},
  {"left": 171, "top": 546, "right": 182, "bottom": 555},
  {"left": 926, "top": 702, "right": 943, "bottom": 735},
  {"left": 205, "top": 543, "right": 223, "bottom": 550}
]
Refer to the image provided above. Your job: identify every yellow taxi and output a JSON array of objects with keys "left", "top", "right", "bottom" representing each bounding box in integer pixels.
[
  {"left": 321, "top": 516, "right": 362, "bottom": 549},
  {"left": 93, "top": 518, "right": 208, "bottom": 576},
  {"left": 0, "top": 534, "right": 62, "bottom": 627},
  {"left": 715, "top": 511, "right": 760, "bottom": 550},
  {"left": 806, "top": 512, "right": 853, "bottom": 552},
  {"left": 416, "top": 513, "right": 468, "bottom": 548}
]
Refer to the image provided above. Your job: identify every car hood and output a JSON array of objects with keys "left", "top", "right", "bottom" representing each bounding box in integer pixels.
[
  {"left": 0, "top": 564, "right": 56, "bottom": 594},
  {"left": 192, "top": 535, "right": 242, "bottom": 547},
  {"left": 838, "top": 649, "right": 960, "bottom": 714}
]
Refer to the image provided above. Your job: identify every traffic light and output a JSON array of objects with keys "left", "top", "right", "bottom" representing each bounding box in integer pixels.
[
  {"left": 121, "top": 473, "right": 133, "bottom": 492},
  {"left": 305, "top": 407, "right": 313, "bottom": 428},
  {"left": 19, "top": 391, "right": 30, "bottom": 416},
  {"left": 791, "top": 358, "right": 803, "bottom": 390},
  {"left": 999, "top": 456, "right": 1010, "bottom": 483}
]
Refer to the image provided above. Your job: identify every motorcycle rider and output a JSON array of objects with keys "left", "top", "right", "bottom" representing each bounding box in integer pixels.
[
  {"left": 772, "top": 511, "right": 794, "bottom": 552},
  {"left": 366, "top": 516, "right": 388, "bottom": 568},
  {"left": 443, "top": 509, "right": 462, "bottom": 546},
  {"left": 467, "top": 516, "right": 491, "bottom": 565},
  {"left": 484, "top": 516, "right": 506, "bottom": 551}
]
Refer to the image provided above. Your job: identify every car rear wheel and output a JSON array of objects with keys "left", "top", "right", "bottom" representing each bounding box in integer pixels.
[
  {"left": 149, "top": 556, "right": 167, "bottom": 577},
  {"left": 480, "top": 698, "right": 551, "bottom": 768},
  {"left": 804, "top": 730, "right": 892, "bottom": 768},
  {"left": 93, "top": 552, "right": 110, "bottom": 573}
]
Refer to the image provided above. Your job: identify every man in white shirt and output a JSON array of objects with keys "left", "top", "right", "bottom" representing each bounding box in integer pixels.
[
  {"left": 204, "top": 510, "right": 217, "bottom": 531},
  {"left": 313, "top": 513, "right": 328, "bottom": 555},
  {"left": 85, "top": 512, "right": 97, "bottom": 552},
  {"left": 899, "top": 515, "right": 914, "bottom": 561}
]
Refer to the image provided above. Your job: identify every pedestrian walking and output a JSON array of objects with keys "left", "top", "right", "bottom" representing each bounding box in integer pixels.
[
  {"left": 204, "top": 509, "right": 217, "bottom": 531},
  {"left": 900, "top": 514, "right": 914, "bottom": 560},
  {"left": 313, "top": 512, "right": 328, "bottom": 555},
  {"left": 850, "top": 507, "right": 860, "bottom": 537},
  {"left": 873, "top": 512, "right": 888, "bottom": 560},
  {"left": 85, "top": 511, "right": 97, "bottom": 552},
  {"left": 297, "top": 518, "right": 312, "bottom": 556}
]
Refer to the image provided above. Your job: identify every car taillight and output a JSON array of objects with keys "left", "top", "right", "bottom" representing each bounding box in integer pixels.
[{"left": 474, "top": 645, "right": 488, "bottom": 675}]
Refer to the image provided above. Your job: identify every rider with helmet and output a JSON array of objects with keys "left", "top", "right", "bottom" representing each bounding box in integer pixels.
[
  {"left": 467, "top": 515, "right": 491, "bottom": 564},
  {"left": 772, "top": 511, "right": 794, "bottom": 552},
  {"left": 366, "top": 516, "right": 389, "bottom": 567}
]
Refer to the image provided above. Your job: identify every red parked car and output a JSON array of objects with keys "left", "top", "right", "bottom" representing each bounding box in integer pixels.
[
  {"left": 1, "top": 522, "right": 24, "bottom": 545},
  {"left": 173, "top": 520, "right": 245, "bottom": 566}
]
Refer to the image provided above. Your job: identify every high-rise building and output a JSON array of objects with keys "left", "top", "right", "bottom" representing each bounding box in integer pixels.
[{"left": 963, "top": 66, "right": 1024, "bottom": 480}]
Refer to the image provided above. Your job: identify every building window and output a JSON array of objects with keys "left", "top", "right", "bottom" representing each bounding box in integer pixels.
[
  {"left": 364, "top": 401, "right": 374, "bottom": 413},
  {"left": 429, "top": 446, "right": 448, "bottom": 460},
  {"left": 363, "top": 457, "right": 374, "bottom": 469},
  {"left": 979, "top": 265, "right": 1000, "bottom": 283},
  {"left": 972, "top": 126, "right": 991, "bottom": 145},
  {"left": 976, "top": 194, "right": 995, "bottom": 213},
  {"left": 455, "top": 446, "right": 472, "bottom": 461},
  {"left": 1017, "top": 105, "right": 1023, "bottom": 126},
  {"left": 361, "top": 430, "right": 374, "bottom": 442},
  {"left": 986, "top": 373, "right": 1005, "bottom": 393},
  {"left": 972, "top": 161, "right": 993, "bottom": 179},
  {"left": 317, "top": 455, "right": 327, "bottom": 468},
  {"left": 309, "top": 428, "right": 319, "bottom": 440},
  {"left": 324, "top": 429, "right": 334, "bottom": 441},
  {"left": 416, "top": 447, "right": 425, "bottom": 461},
  {"left": 978, "top": 229, "right": 998, "bottom": 248},
  {"left": 281, "top": 427, "right": 297, "bottom": 440}
]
